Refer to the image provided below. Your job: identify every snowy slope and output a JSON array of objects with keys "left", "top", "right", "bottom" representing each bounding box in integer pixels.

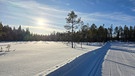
[
  {"left": 0, "top": 41, "right": 100, "bottom": 76},
  {"left": 102, "top": 42, "right": 135, "bottom": 76}
]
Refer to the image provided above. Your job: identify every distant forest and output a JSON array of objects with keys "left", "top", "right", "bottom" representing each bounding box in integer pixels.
[{"left": 0, "top": 22, "right": 135, "bottom": 42}]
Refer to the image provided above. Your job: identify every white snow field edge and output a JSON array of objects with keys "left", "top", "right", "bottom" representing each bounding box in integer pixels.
[
  {"left": 45, "top": 42, "right": 110, "bottom": 76},
  {"left": 0, "top": 41, "right": 101, "bottom": 76}
]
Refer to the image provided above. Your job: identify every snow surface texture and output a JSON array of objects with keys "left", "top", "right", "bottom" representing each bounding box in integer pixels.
[
  {"left": 0, "top": 41, "right": 100, "bottom": 76},
  {"left": 46, "top": 42, "right": 110, "bottom": 76},
  {"left": 102, "top": 42, "right": 135, "bottom": 76}
]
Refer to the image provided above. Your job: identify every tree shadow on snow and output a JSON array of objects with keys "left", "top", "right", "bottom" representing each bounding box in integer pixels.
[
  {"left": 105, "top": 59, "right": 135, "bottom": 69},
  {"left": 111, "top": 42, "right": 135, "bottom": 50},
  {"left": 110, "top": 47, "right": 135, "bottom": 53},
  {"left": 0, "top": 52, "right": 6, "bottom": 56},
  {"left": 47, "top": 43, "right": 110, "bottom": 76}
]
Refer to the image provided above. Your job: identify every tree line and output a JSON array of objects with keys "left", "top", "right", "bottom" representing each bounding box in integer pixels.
[
  {"left": 0, "top": 11, "right": 135, "bottom": 42},
  {"left": 0, "top": 22, "right": 46, "bottom": 41},
  {"left": 0, "top": 22, "right": 135, "bottom": 42},
  {"left": 48, "top": 24, "right": 135, "bottom": 42}
]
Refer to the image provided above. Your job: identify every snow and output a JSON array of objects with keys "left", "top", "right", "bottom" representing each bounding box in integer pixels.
[
  {"left": 0, "top": 41, "right": 100, "bottom": 76},
  {"left": 102, "top": 42, "right": 135, "bottom": 76},
  {"left": 46, "top": 42, "right": 135, "bottom": 76},
  {"left": 1, "top": 41, "right": 134, "bottom": 76},
  {"left": 46, "top": 42, "right": 110, "bottom": 76}
]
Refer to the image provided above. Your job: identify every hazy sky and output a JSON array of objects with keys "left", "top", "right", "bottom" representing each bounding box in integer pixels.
[{"left": 0, "top": 0, "right": 135, "bottom": 35}]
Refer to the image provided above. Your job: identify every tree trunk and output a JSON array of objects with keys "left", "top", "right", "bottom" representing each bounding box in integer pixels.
[{"left": 71, "top": 23, "right": 73, "bottom": 48}]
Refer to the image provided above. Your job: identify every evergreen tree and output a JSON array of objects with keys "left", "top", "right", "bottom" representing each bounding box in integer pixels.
[
  {"left": 114, "top": 26, "right": 119, "bottom": 40},
  {"left": 97, "top": 25, "right": 105, "bottom": 42},
  {"left": 124, "top": 25, "right": 129, "bottom": 41},
  {"left": 119, "top": 26, "right": 123, "bottom": 41},
  {"left": 0, "top": 22, "right": 3, "bottom": 40},
  {"left": 129, "top": 26, "right": 133, "bottom": 41},
  {"left": 65, "top": 11, "right": 81, "bottom": 48},
  {"left": 90, "top": 23, "right": 97, "bottom": 41},
  {"left": 108, "top": 24, "right": 113, "bottom": 41}
]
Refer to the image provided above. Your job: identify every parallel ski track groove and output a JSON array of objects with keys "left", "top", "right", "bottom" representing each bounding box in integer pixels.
[{"left": 88, "top": 50, "right": 108, "bottom": 76}]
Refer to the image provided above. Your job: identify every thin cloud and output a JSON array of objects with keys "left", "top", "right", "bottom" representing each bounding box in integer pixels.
[
  {"left": 77, "top": 12, "right": 135, "bottom": 26},
  {"left": 22, "top": 25, "right": 64, "bottom": 35},
  {"left": 1, "top": 0, "right": 135, "bottom": 34},
  {"left": 66, "top": 3, "right": 70, "bottom": 6},
  {"left": 0, "top": 0, "right": 67, "bottom": 34},
  {"left": 132, "top": 8, "right": 135, "bottom": 12}
]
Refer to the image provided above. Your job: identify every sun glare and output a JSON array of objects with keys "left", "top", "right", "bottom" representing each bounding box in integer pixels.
[
  {"left": 37, "top": 20, "right": 44, "bottom": 26},
  {"left": 36, "top": 18, "right": 49, "bottom": 26}
]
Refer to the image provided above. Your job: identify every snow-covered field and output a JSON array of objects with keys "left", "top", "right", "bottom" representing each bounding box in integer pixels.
[
  {"left": 46, "top": 42, "right": 135, "bottom": 76},
  {"left": 0, "top": 41, "right": 100, "bottom": 76},
  {"left": 1, "top": 41, "right": 135, "bottom": 76}
]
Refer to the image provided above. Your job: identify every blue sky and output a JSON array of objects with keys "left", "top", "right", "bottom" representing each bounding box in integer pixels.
[{"left": 0, "top": 0, "right": 135, "bottom": 34}]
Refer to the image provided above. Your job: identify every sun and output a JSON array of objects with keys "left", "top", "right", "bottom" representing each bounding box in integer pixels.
[
  {"left": 36, "top": 18, "right": 49, "bottom": 26},
  {"left": 37, "top": 18, "right": 45, "bottom": 26}
]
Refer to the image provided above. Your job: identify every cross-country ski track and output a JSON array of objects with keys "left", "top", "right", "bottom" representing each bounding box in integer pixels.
[
  {"left": 0, "top": 42, "right": 135, "bottom": 76},
  {"left": 46, "top": 42, "right": 135, "bottom": 76},
  {"left": 102, "top": 42, "right": 135, "bottom": 76},
  {"left": 46, "top": 42, "right": 110, "bottom": 76}
]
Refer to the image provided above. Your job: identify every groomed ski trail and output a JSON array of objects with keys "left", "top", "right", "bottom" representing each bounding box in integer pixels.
[
  {"left": 102, "top": 42, "right": 135, "bottom": 76},
  {"left": 46, "top": 42, "right": 110, "bottom": 76}
]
